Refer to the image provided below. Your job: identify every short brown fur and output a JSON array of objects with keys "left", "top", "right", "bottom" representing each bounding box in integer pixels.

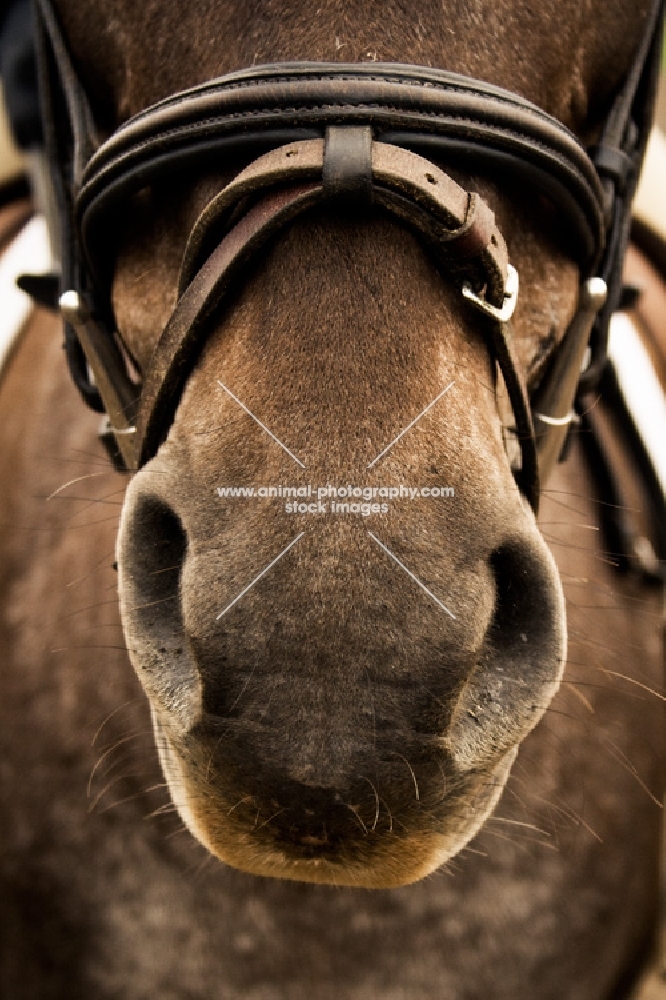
[{"left": 0, "top": 0, "right": 663, "bottom": 994}]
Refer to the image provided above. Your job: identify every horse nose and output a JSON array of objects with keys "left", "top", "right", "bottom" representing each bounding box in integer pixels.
[
  {"left": 117, "top": 453, "right": 565, "bottom": 882},
  {"left": 117, "top": 465, "right": 564, "bottom": 770}
]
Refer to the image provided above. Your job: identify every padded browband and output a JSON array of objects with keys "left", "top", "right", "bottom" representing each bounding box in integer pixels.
[{"left": 76, "top": 63, "right": 607, "bottom": 281}]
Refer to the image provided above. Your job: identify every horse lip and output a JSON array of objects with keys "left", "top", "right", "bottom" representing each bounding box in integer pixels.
[{"left": 150, "top": 708, "right": 518, "bottom": 885}]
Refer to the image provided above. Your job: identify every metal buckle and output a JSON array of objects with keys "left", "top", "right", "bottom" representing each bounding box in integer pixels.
[{"left": 462, "top": 264, "right": 519, "bottom": 323}]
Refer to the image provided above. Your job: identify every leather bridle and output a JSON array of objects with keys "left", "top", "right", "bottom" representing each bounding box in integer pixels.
[{"left": 32, "top": 0, "right": 665, "bottom": 512}]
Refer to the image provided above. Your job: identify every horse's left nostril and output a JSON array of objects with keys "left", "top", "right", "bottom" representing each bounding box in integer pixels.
[
  {"left": 446, "top": 534, "right": 566, "bottom": 770},
  {"left": 488, "top": 539, "right": 562, "bottom": 662}
]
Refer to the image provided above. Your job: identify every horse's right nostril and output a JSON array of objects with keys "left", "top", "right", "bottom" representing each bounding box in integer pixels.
[
  {"left": 120, "top": 494, "right": 187, "bottom": 633},
  {"left": 118, "top": 491, "right": 200, "bottom": 728}
]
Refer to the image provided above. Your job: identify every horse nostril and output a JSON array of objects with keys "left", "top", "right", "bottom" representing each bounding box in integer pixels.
[
  {"left": 488, "top": 540, "right": 561, "bottom": 659},
  {"left": 117, "top": 491, "right": 200, "bottom": 728},
  {"left": 120, "top": 494, "right": 187, "bottom": 630},
  {"left": 447, "top": 534, "right": 565, "bottom": 770},
  {"left": 118, "top": 494, "right": 187, "bottom": 672}
]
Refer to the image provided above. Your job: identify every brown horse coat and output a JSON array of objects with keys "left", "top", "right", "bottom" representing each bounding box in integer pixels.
[{"left": 0, "top": 0, "right": 664, "bottom": 995}]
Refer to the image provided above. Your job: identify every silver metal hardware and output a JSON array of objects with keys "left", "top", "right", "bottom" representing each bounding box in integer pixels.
[
  {"left": 582, "top": 276, "right": 609, "bottom": 312},
  {"left": 532, "top": 276, "right": 607, "bottom": 479},
  {"left": 532, "top": 410, "right": 576, "bottom": 427},
  {"left": 59, "top": 288, "right": 139, "bottom": 471},
  {"left": 462, "top": 264, "right": 519, "bottom": 323},
  {"left": 59, "top": 288, "right": 86, "bottom": 322}
]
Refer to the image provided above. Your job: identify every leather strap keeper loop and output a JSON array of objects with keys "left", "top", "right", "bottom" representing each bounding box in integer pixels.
[
  {"left": 591, "top": 144, "right": 635, "bottom": 194},
  {"left": 323, "top": 126, "right": 373, "bottom": 205}
]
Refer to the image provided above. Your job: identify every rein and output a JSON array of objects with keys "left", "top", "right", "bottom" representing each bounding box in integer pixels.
[{"left": 32, "top": 0, "right": 665, "bottom": 513}]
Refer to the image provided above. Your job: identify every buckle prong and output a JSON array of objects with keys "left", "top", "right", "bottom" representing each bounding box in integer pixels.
[{"left": 462, "top": 264, "right": 519, "bottom": 323}]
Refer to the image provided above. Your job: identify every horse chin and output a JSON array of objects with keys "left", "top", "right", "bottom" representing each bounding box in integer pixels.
[{"left": 151, "top": 710, "right": 516, "bottom": 887}]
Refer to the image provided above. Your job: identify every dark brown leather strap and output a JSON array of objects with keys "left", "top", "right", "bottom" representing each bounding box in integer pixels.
[
  {"left": 76, "top": 64, "right": 607, "bottom": 282},
  {"left": 179, "top": 138, "right": 508, "bottom": 301},
  {"left": 135, "top": 137, "right": 539, "bottom": 505},
  {"left": 136, "top": 181, "right": 322, "bottom": 468}
]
